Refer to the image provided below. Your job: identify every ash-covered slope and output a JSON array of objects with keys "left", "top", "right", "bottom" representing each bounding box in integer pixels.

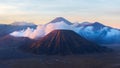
[{"left": 21, "top": 30, "right": 111, "bottom": 55}]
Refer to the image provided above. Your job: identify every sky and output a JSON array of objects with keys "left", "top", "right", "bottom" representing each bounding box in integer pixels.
[{"left": 0, "top": 0, "right": 120, "bottom": 28}]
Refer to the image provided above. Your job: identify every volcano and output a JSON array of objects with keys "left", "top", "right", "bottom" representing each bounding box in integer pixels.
[
  {"left": 21, "top": 30, "right": 111, "bottom": 55},
  {"left": 48, "top": 17, "right": 72, "bottom": 25}
]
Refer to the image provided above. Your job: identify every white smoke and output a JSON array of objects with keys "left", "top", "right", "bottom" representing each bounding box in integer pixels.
[
  {"left": 29, "top": 25, "right": 46, "bottom": 39},
  {"left": 10, "top": 30, "right": 25, "bottom": 37},
  {"left": 9, "top": 21, "right": 120, "bottom": 42},
  {"left": 45, "top": 21, "right": 78, "bottom": 34},
  {"left": 10, "top": 21, "right": 81, "bottom": 39},
  {"left": 10, "top": 27, "right": 34, "bottom": 38}
]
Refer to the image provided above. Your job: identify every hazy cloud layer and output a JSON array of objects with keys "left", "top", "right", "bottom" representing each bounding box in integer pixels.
[
  {"left": 10, "top": 21, "right": 81, "bottom": 39},
  {"left": 0, "top": 0, "right": 120, "bottom": 28},
  {"left": 0, "top": 0, "right": 120, "bottom": 16}
]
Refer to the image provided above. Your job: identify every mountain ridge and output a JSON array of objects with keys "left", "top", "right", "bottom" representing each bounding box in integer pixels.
[
  {"left": 48, "top": 17, "right": 72, "bottom": 25},
  {"left": 20, "top": 30, "right": 111, "bottom": 55}
]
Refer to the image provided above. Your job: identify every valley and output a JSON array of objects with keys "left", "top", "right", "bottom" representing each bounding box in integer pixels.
[
  {"left": 0, "top": 17, "right": 119, "bottom": 68},
  {"left": 0, "top": 45, "right": 119, "bottom": 68}
]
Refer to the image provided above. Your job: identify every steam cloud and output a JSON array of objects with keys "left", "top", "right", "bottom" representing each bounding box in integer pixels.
[
  {"left": 10, "top": 20, "right": 120, "bottom": 44},
  {"left": 10, "top": 21, "right": 81, "bottom": 39}
]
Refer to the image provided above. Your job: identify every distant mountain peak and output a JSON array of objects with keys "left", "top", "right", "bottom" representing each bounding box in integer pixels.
[
  {"left": 93, "top": 22, "right": 105, "bottom": 26},
  {"left": 90, "top": 22, "right": 105, "bottom": 30},
  {"left": 80, "top": 22, "right": 91, "bottom": 26},
  {"left": 48, "top": 17, "right": 72, "bottom": 25}
]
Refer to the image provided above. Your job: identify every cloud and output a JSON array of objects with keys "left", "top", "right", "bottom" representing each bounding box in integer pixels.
[
  {"left": 29, "top": 25, "right": 46, "bottom": 39},
  {"left": 1, "top": 0, "right": 120, "bottom": 15},
  {"left": 0, "top": 4, "right": 17, "bottom": 14},
  {"left": 45, "top": 21, "right": 72, "bottom": 34},
  {"left": 10, "top": 21, "right": 81, "bottom": 39},
  {"left": 9, "top": 20, "right": 120, "bottom": 45},
  {"left": 10, "top": 27, "right": 34, "bottom": 38},
  {"left": 0, "top": 0, "right": 120, "bottom": 27}
]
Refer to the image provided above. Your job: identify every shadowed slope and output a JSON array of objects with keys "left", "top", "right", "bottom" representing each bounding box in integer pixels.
[
  {"left": 22, "top": 30, "right": 111, "bottom": 55},
  {"left": 0, "top": 35, "right": 35, "bottom": 48}
]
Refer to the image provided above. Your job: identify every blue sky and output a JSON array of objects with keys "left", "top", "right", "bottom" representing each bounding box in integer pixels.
[{"left": 0, "top": 0, "right": 120, "bottom": 28}]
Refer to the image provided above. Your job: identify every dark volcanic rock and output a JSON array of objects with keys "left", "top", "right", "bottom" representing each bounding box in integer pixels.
[{"left": 21, "top": 30, "right": 112, "bottom": 55}]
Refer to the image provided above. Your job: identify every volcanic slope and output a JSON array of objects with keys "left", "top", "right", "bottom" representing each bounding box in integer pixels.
[
  {"left": 48, "top": 17, "right": 72, "bottom": 25},
  {"left": 21, "top": 30, "right": 111, "bottom": 55}
]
